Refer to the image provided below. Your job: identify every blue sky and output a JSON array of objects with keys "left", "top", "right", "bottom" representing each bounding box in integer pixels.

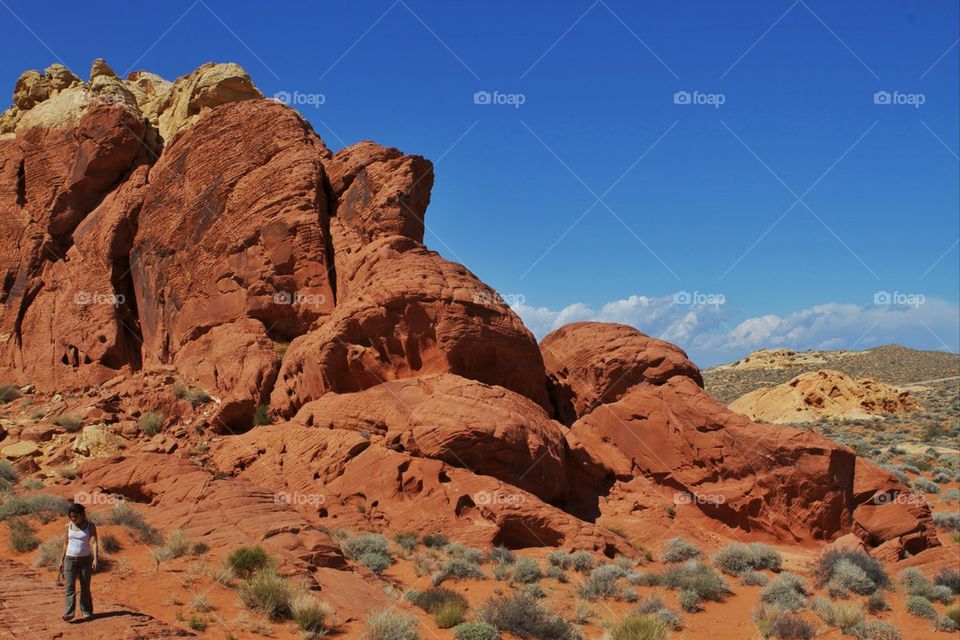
[{"left": 1, "top": 1, "right": 957, "bottom": 366}]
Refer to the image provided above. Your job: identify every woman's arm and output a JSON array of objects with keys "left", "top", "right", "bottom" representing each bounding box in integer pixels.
[
  {"left": 90, "top": 523, "right": 99, "bottom": 571},
  {"left": 58, "top": 526, "right": 68, "bottom": 575}
]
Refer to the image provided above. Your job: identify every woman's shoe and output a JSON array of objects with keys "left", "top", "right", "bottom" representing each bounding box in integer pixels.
[{"left": 62, "top": 615, "right": 74, "bottom": 621}]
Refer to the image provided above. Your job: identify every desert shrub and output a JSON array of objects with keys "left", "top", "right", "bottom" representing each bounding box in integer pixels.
[
  {"left": 139, "top": 412, "right": 165, "bottom": 436},
  {"left": 446, "top": 544, "right": 486, "bottom": 565},
  {"left": 99, "top": 532, "right": 121, "bottom": 554},
  {"left": 453, "top": 622, "right": 499, "bottom": 640},
  {"left": 52, "top": 413, "right": 83, "bottom": 432},
  {"left": 488, "top": 545, "right": 515, "bottom": 565},
  {"left": 714, "top": 542, "right": 782, "bottom": 575},
  {"left": 173, "top": 382, "right": 211, "bottom": 407},
  {"left": 898, "top": 567, "right": 954, "bottom": 602},
  {"left": 609, "top": 615, "right": 668, "bottom": 640},
  {"left": 522, "top": 584, "right": 547, "bottom": 600},
  {"left": 812, "top": 596, "right": 865, "bottom": 633},
  {"left": 237, "top": 570, "right": 295, "bottom": 619},
  {"left": 660, "top": 537, "right": 700, "bottom": 563},
  {"left": 913, "top": 477, "right": 940, "bottom": 494},
  {"left": 0, "top": 494, "right": 70, "bottom": 521},
  {"left": 480, "top": 592, "right": 575, "bottom": 640},
  {"left": 658, "top": 561, "right": 730, "bottom": 601},
  {"left": 941, "top": 489, "right": 960, "bottom": 504},
  {"left": 935, "top": 615, "right": 958, "bottom": 632},
  {"left": 544, "top": 565, "right": 568, "bottom": 583},
  {"left": 433, "top": 558, "right": 485, "bottom": 586},
  {"left": 8, "top": 518, "right": 39, "bottom": 552},
  {"left": 760, "top": 573, "right": 807, "bottom": 611},
  {"left": 741, "top": 570, "right": 770, "bottom": 586},
  {"left": 579, "top": 563, "right": 626, "bottom": 600},
  {"left": 104, "top": 501, "right": 160, "bottom": 543},
  {"left": 342, "top": 532, "right": 393, "bottom": 574},
  {"left": 678, "top": 588, "right": 701, "bottom": 613},
  {"left": 153, "top": 530, "right": 191, "bottom": 562},
  {"left": 34, "top": 536, "right": 64, "bottom": 568},
  {"left": 492, "top": 563, "right": 510, "bottom": 581},
  {"left": 512, "top": 557, "right": 542, "bottom": 584},
  {"left": 407, "top": 588, "right": 468, "bottom": 614},
  {"left": 654, "top": 608, "right": 682, "bottom": 630},
  {"left": 252, "top": 404, "right": 272, "bottom": 426},
  {"left": 188, "top": 615, "right": 206, "bottom": 631},
  {"left": 0, "top": 385, "right": 21, "bottom": 403},
  {"left": 866, "top": 592, "right": 890, "bottom": 613},
  {"left": 422, "top": 533, "right": 448, "bottom": 548},
  {"left": 226, "top": 545, "right": 270, "bottom": 578},
  {"left": 636, "top": 595, "right": 665, "bottom": 614},
  {"left": 848, "top": 619, "right": 901, "bottom": 640},
  {"left": 935, "top": 567, "right": 960, "bottom": 594},
  {"left": 945, "top": 605, "right": 960, "bottom": 627},
  {"left": 932, "top": 510, "right": 960, "bottom": 531},
  {"left": 188, "top": 593, "right": 211, "bottom": 612},
  {"left": 362, "top": 610, "right": 419, "bottom": 640},
  {"left": 570, "top": 550, "right": 594, "bottom": 572},
  {"left": 813, "top": 548, "right": 888, "bottom": 595},
  {"left": 394, "top": 532, "right": 418, "bottom": 554},
  {"left": 905, "top": 595, "right": 937, "bottom": 619},
  {"left": 547, "top": 550, "right": 572, "bottom": 569},
  {"left": 753, "top": 603, "right": 815, "bottom": 639},
  {"left": 0, "top": 460, "right": 19, "bottom": 489},
  {"left": 435, "top": 600, "right": 468, "bottom": 628}
]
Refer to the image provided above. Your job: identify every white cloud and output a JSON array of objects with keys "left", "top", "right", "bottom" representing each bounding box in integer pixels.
[{"left": 513, "top": 294, "right": 960, "bottom": 368}]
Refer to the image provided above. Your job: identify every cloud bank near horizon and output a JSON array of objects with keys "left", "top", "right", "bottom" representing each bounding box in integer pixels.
[{"left": 513, "top": 294, "right": 960, "bottom": 368}]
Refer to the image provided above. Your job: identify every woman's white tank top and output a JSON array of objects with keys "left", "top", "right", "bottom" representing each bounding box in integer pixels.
[{"left": 66, "top": 522, "right": 92, "bottom": 557}]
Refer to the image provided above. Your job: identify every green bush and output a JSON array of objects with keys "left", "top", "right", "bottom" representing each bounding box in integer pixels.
[
  {"left": 226, "top": 545, "right": 270, "bottom": 578},
  {"left": 812, "top": 596, "right": 865, "bottom": 633},
  {"left": 139, "top": 412, "right": 165, "bottom": 436},
  {"left": 362, "top": 610, "right": 419, "bottom": 640},
  {"left": 237, "top": 570, "right": 295, "bottom": 619},
  {"left": 753, "top": 603, "right": 814, "bottom": 639},
  {"left": 898, "top": 567, "right": 955, "bottom": 602},
  {"left": 546, "top": 550, "right": 572, "bottom": 569},
  {"left": 173, "top": 382, "right": 211, "bottom": 407},
  {"left": 813, "top": 548, "right": 888, "bottom": 595},
  {"left": 713, "top": 542, "right": 782, "bottom": 575},
  {"left": 452, "top": 622, "right": 499, "bottom": 640},
  {"left": 435, "top": 599, "right": 468, "bottom": 628},
  {"left": 678, "top": 588, "right": 701, "bottom": 613},
  {"left": 8, "top": 518, "right": 39, "bottom": 552},
  {"left": 394, "top": 532, "right": 419, "bottom": 553},
  {"left": 658, "top": 561, "right": 730, "bottom": 601},
  {"left": 342, "top": 532, "right": 394, "bottom": 574},
  {"left": 660, "top": 537, "right": 700, "bottom": 563},
  {"left": 0, "top": 460, "right": 19, "bottom": 489},
  {"left": 446, "top": 544, "right": 486, "bottom": 564},
  {"left": 578, "top": 563, "right": 626, "bottom": 600},
  {"left": 433, "top": 558, "right": 485, "bottom": 586},
  {"left": 759, "top": 573, "right": 807, "bottom": 611},
  {"left": 0, "top": 494, "right": 70, "bottom": 521},
  {"left": 252, "top": 404, "right": 272, "bottom": 426},
  {"left": 187, "top": 614, "right": 206, "bottom": 631},
  {"left": 406, "top": 587, "right": 468, "bottom": 614},
  {"left": 34, "top": 536, "right": 65, "bottom": 568},
  {"left": 570, "top": 550, "right": 594, "bottom": 572},
  {"left": 544, "top": 565, "right": 568, "bottom": 583},
  {"left": 610, "top": 615, "right": 668, "bottom": 640},
  {"left": 936, "top": 567, "right": 960, "bottom": 594},
  {"left": 905, "top": 595, "right": 937, "bottom": 619},
  {"left": 741, "top": 570, "right": 769, "bottom": 586},
  {"left": 912, "top": 477, "right": 940, "bottom": 494},
  {"left": 0, "top": 385, "right": 21, "bottom": 404},
  {"left": 848, "top": 619, "right": 901, "bottom": 640},
  {"left": 290, "top": 593, "right": 332, "bottom": 633},
  {"left": 932, "top": 510, "right": 960, "bottom": 531},
  {"left": 480, "top": 592, "right": 576, "bottom": 640},
  {"left": 866, "top": 592, "right": 890, "bottom": 613},
  {"left": 488, "top": 545, "right": 515, "bottom": 565},
  {"left": 103, "top": 501, "right": 160, "bottom": 544},
  {"left": 53, "top": 413, "right": 83, "bottom": 432},
  {"left": 422, "top": 533, "right": 448, "bottom": 548},
  {"left": 512, "top": 557, "right": 542, "bottom": 584},
  {"left": 153, "top": 530, "right": 192, "bottom": 563},
  {"left": 945, "top": 605, "right": 960, "bottom": 627}
]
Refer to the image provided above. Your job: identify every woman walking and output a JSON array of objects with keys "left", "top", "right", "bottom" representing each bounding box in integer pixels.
[{"left": 58, "top": 503, "right": 99, "bottom": 621}]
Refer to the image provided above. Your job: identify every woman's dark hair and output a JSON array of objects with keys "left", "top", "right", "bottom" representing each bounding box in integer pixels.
[{"left": 67, "top": 503, "right": 86, "bottom": 516}]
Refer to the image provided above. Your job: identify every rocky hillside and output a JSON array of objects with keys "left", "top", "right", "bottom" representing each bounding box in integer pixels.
[
  {"left": 704, "top": 345, "right": 960, "bottom": 405},
  {"left": 0, "top": 61, "right": 951, "bottom": 636}
]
